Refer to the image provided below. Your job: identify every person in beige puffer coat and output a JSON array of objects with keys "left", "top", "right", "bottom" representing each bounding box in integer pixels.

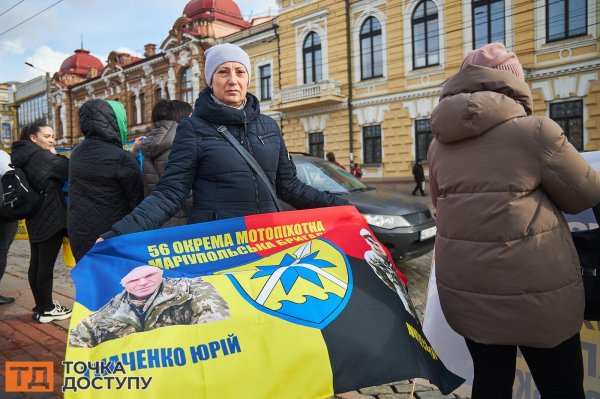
[
  {"left": 428, "top": 43, "right": 600, "bottom": 399},
  {"left": 142, "top": 100, "right": 193, "bottom": 227}
]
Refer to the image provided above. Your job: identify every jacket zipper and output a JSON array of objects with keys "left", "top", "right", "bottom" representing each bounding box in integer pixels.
[{"left": 243, "top": 110, "right": 260, "bottom": 214}]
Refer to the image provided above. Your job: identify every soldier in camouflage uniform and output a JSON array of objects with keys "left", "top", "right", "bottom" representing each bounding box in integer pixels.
[
  {"left": 360, "top": 229, "right": 416, "bottom": 318},
  {"left": 69, "top": 265, "right": 230, "bottom": 348}
]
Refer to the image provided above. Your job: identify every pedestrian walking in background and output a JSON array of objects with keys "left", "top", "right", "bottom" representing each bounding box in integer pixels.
[
  {"left": 10, "top": 124, "right": 71, "bottom": 322},
  {"left": 326, "top": 152, "right": 346, "bottom": 170},
  {"left": 411, "top": 160, "right": 426, "bottom": 196},
  {"left": 0, "top": 150, "right": 18, "bottom": 305},
  {"left": 68, "top": 99, "right": 144, "bottom": 262},
  {"left": 99, "top": 43, "right": 347, "bottom": 241},
  {"left": 352, "top": 163, "right": 363, "bottom": 179},
  {"left": 428, "top": 42, "right": 600, "bottom": 399},
  {"left": 142, "top": 99, "right": 193, "bottom": 227}
]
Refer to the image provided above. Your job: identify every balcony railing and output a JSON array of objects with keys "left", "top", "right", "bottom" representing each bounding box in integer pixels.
[{"left": 273, "top": 80, "right": 345, "bottom": 111}]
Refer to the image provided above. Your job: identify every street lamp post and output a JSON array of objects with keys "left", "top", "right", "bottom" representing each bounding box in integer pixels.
[{"left": 24, "top": 62, "right": 53, "bottom": 129}]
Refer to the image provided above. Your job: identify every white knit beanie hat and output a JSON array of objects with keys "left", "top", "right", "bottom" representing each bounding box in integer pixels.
[{"left": 204, "top": 43, "right": 251, "bottom": 86}]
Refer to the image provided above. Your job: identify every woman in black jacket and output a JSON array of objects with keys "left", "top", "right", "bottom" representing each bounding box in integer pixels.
[
  {"left": 100, "top": 43, "right": 347, "bottom": 240},
  {"left": 11, "top": 123, "right": 71, "bottom": 323},
  {"left": 68, "top": 99, "right": 143, "bottom": 262}
]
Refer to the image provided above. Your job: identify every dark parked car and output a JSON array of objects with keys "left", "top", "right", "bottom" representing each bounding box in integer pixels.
[{"left": 288, "top": 154, "right": 436, "bottom": 262}]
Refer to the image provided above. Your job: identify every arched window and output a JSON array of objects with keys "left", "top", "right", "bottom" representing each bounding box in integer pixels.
[
  {"left": 180, "top": 67, "right": 194, "bottom": 104},
  {"left": 303, "top": 32, "right": 322, "bottom": 84},
  {"left": 360, "top": 17, "right": 383, "bottom": 80},
  {"left": 412, "top": 0, "right": 439, "bottom": 69}
]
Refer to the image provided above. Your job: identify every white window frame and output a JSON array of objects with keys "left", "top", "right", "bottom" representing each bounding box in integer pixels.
[
  {"left": 462, "top": 0, "right": 513, "bottom": 56},
  {"left": 293, "top": 9, "right": 329, "bottom": 86},
  {"left": 403, "top": 0, "right": 446, "bottom": 75},
  {"left": 255, "top": 58, "right": 274, "bottom": 103},
  {"left": 352, "top": 2, "right": 388, "bottom": 84}
]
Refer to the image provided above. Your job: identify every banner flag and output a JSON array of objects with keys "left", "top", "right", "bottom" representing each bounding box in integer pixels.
[{"left": 64, "top": 206, "right": 463, "bottom": 398}]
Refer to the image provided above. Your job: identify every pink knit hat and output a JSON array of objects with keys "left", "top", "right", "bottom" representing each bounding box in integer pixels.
[{"left": 460, "top": 42, "right": 524, "bottom": 81}]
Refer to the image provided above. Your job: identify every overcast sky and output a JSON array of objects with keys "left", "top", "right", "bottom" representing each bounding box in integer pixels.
[{"left": 0, "top": 0, "right": 279, "bottom": 83}]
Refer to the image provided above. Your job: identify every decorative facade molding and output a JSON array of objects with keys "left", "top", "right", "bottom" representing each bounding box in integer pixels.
[
  {"left": 352, "top": 87, "right": 442, "bottom": 108},
  {"left": 353, "top": 105, "right": 389, "bottom": 126},
  {"left": 531, "top": 71, "right": 598, "bottom": 101},
  {"left": 299, "top": 114, "right": 330, "bottom": 132}
]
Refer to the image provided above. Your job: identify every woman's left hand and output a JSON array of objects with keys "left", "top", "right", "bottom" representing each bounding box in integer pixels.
[{"left": 132, "top": 136, "right": 145, "bottom": 153}]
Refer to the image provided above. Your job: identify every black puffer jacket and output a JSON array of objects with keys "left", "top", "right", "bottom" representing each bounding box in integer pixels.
[
  {"left": 103, "top": 88, "right": 347, "bottom": 238},
  {"left": 10, "top": 140, "right": 69, "bottom": 243},
  {"left": 142, "top": 120, "right": 191, "bottom": 227},
  {"left": 68, "top": 99, "right": 143, "bottom": 261}
]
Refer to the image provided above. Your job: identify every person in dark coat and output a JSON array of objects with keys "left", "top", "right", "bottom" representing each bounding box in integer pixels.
[
  {"left": 99, "top": 43, "right": 347, "bottom": 240},
  {"left": 326, "top": 152, "right": 346, "bottom": 170},
  {"left": 0, "top": 150, "right": 18, "bottom": 305},
  {"left": 142, "top": 99, "right": 193, "bottom": 227},
  {"left": 68, "top": 99, "right": 143, "bottom": 261},
  {"left": 10, "top": 123, "right": 71, "bottom": 322},
  {"left": 411, "top": 160, "right": 426, "bottom": 196}
]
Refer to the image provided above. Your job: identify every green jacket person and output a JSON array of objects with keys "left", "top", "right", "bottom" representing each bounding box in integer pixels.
[{"left": 69, "top": 266, "right": 230, "bottom": 348}]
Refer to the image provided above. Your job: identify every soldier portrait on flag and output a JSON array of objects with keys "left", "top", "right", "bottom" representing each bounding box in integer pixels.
[
  {"left": 69, "top": 265, "right": 230, "bottom": 348},
  {"left": 359, "top": 228, "right": 416, "bottom": 318}
]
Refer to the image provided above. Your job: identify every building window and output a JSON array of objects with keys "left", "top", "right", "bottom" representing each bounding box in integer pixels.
[
  {"left": 308, "top": 132, "right": 324, "bottom": 159},
  {"left": 17, "top": 94, "right": 48, "bottom": 131},
  {"left": 139, "top": 93, "right": 145, "bottom": 123},
  {"left": 155, "top": 87, "right": 163, "bottom": 104},
  {"left": 303, "top": 32, "right": 322, "bottom": 84},
  {"left": 473, "top": 0, "right": 505, "bottom": 49},
  {"left": 547, "top": 0, "right": 587, "bottom": 42},
  {"left": 130, "top": 95, "right": 137, "bottom": 125},
  {"left": 363, "top": 125, "right": 382, "bottom": 164},
  {"left": 360, "top": 16, "right": 383, "bottom": 80},
  {"left": 549, "top": 100, "right": 583, "bottom": 151},
  {"left": 180, "top": 67, "right": 194, "bottom": 104},
  {"left": 259, "top": 64, "right": 272, "bottom": 101},
  {"left": 56, "top": 106, "right": 63, "bottom": 139},
  {"left": 415, "top": 119, "right": 433, "bottom": 162},
  {"left": 412, "top": 0, "right": 439, "bottom": 69}
]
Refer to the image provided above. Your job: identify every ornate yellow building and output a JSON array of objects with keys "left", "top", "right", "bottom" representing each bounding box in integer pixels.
[{"left": 48, "top": 0, "right": 600, "bottom": 179}]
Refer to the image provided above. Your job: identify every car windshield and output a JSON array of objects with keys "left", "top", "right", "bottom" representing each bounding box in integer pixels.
[{"left": 295, "top": 160, "right": 368, "bottom": 194}]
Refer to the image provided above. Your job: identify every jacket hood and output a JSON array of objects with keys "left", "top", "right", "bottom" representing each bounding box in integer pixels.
[
  {"left": 78, "top": 99, "right": 124, "bottom": 147},
  {"left": 10, "top": 140, "right": 41, "bottom": 168},
  {"left": 431, "top": 65, "right": 532, "bottom": 144},
  {"left": 192, "top": 87, "right": 260, "bottom": 125},
  {"left": 141, "top": 120, "right": 178, "bottom": 159}
]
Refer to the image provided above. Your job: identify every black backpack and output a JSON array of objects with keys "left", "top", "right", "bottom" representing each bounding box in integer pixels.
[
  {"left": 572, "top": 204, "right": 600, "bottom": 321},
  {"left": 0, "top": 166, "right": 43, "bottom": 221}
]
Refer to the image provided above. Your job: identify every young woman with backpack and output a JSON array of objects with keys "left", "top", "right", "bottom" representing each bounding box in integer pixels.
[{"left": 10, "top": 123, "right": 71, "bottom": 323}]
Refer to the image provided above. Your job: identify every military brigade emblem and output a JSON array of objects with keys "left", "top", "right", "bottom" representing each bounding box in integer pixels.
[{"left": 228, "top": 240, "right": 352, "bottom": 328}]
